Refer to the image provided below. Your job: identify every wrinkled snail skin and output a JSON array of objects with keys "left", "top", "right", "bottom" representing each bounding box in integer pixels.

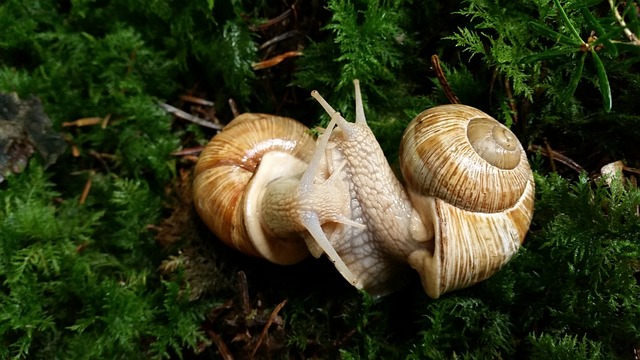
[
  {"left": 300, "top": 85, "right": 432, "bottom": 296},
  {"left": 303, "top": 86, "right": 535, "bottom": 298},
  {"left": 193, "top": 82, "right": 535, "bottom": 299}
]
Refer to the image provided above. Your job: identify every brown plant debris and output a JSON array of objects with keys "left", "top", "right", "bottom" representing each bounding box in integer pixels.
[
  {"left": 199, "top": 271, "right": 288, "bottom": 359},
  {"left": 529, "top": 143, "right": 585, "bottom": 174}
]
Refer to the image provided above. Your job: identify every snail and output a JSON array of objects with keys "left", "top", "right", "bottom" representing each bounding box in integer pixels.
[{"left": 193, "top": 80, "right": 535, "bottom": 298}]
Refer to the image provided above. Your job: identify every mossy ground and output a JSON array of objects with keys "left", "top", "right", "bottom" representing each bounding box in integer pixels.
[{"left": 1, "top": 0, "right": 639, "bottom": 358}]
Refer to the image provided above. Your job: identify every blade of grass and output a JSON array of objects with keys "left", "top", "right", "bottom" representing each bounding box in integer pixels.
[
  {"left": 521, "top": 48, "right": 574, "bottom": 63},
  {"left": 590, "top": 51, "right": 612, "bottom": 112},
  {"left": 566, "top": 0, "right": 605, "bottom": 9},
  {"left": 553, "top": 0, "right": 584, "bottom": 43},
  {"left": 564, "top": 52, "right": 587, "bottom": 101}
]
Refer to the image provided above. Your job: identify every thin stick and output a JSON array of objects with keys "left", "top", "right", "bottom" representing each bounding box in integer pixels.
[
  {"left": 504, "top": 78, "right": 518, "bottom": 124},
  {"left": 251, "top": 299, "right": 287, "bottom": 357},
  {"left": 207, "top": 330, "right": 234, "bottom": 360},
  {"left": 62, "top": 117, "right": 103, "bottom": 127},
  {"left": 237, "top": 271, "right": 251, "bottom": 316},
  {"left": 528, "top": 144, "right": 585, "bottom": 173},
  {"left": 171, "top": 146, "right": 205, "bottom": 156},
  {"left": 251, "top": 51, "right": 304, "bottom": 70},
  {"left": 228, "top": 98, "right": 240, "bottom": 118},
  {"left": 431, "top": 55, "right": 461, "bottom": 104},
  {"left": 250, "top": 6, "right": 293, "bottom": 31},
  {"left": 158, "top": 102, "right": 222, "bottom": 130},
  {"left": 608, "top": 0, "right": 640, "bottom": 44},
  {"left": 179, "top": 94, "right": 214, "bottom": 107},
  {"left": 259, "top": 31, "right": 298, "bottom": 50},
  {"left": 79, "top": 171, "right": 95, "bottom": 205},
  {"left": 101, "top": 114, "right": 111, "bottom": 129},
  {"left": 544, "top": 140, "right": 557, "bottom": 173}
]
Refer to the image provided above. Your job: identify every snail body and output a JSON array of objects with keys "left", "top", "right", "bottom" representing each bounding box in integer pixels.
[{"left": 193, "top": 81, "right": 535, "bottom": 298}]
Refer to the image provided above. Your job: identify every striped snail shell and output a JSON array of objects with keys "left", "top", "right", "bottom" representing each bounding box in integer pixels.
[
  {"left": 401, "top": 104, "right": 535, "bottom": 298},
  {"left": 193, "top": 113, "right": 316, "bottom": 265}
]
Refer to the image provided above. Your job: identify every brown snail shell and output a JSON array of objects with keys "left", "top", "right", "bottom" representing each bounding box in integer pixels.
[
  {"left": 400, "top": 104, "right": 535, "bottom": 298},
  {"left": 400, "top": 104, "right": 530, "bottom": 213},
  {"left": 193, "top": 113, "right": 316, "bottom": 264}
]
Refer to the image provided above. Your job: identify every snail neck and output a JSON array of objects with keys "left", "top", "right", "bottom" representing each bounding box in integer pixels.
[
  {"left": 297, "top": 86, "right": 436, "bottom": 296},
  {"left": 243, "top": 151, "right": 311, "bottom": 265}
]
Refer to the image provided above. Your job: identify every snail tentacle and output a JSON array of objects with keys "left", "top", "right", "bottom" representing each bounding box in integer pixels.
[
  {"left": 296, "top": 93, "right": 361, "bottom": 287},
  {"left": 354, "top": 79, "right": 366, "bottom": 124},
  {"left": 306, "top": 82, "right": 430, "bottom": 295}
]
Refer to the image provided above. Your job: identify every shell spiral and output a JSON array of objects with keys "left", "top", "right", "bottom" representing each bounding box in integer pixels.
[
  {"left": 400, "top": 104, "right": 535, "bottom": 298},
  {"left": 400, "top": 104, "right": 531, "bottom": 213},
  {"left": 193, "top": 113, "right": 316, "bottom": 264}
]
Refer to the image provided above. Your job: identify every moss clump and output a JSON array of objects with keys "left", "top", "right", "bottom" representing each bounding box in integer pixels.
[{"left": 1, "top": 0, "right": 639, "bottom": 358}]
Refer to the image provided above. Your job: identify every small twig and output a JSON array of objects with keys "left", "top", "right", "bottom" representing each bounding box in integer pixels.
[
  {"left": 229, "top": 98, "right": 240, "bottom": 118},
  {"left": 158, "top": 102, "right": 223, "bottom": 130},
  {"left": 71, "top": 144, "right": 80, "bottom": 157},
  {"left": 431, "top": 55, "right": 460, "bottom": 104},
  {"left": 75, "top": 241, "right": 89, "bottom": 253},
  {"left": 504, "top": 78, "right": 519, "bottom": 124},
  {"left": 528, "top": 144, "right": 585, "bottom": 173},
  {"left": 207, "top": 330, "right": 235, "bottom": 360},
  {"left": 251, "top": 51, "right": 303, "bottom": 70},
  {"left": 79, "top": 170, "right": 95, "bottom": 205},
  {"left": 251, "top": 299, "right": 287, "bottom": 358},
  {"left": 333, "top": 327, "right": 358, "bottom": 349},
  {"left": 259, "top": 30, "right": 298, "bottom": 50},
  {"left": 249, "top": 5, "right": 293, "bottom": 31},
  {"left": 237, "top": 271, "right": 251, "bottom": 316},
  {"left": 101, "top": 114, "right": 111, "bottom": 129},
  {"left": 171, "top": 146, "right": 205, "bottom": 157},
  {"left": 88, "top": 150, "right": 117, "bottom": 161},
  {"left": 608, "top": 0, "right": 640, "bottom": 45},
  {"left": 179, "top": 94, "right": 215, "bottom": 107},
  {"left": 623, "top": 165, "right": 640, "bottom": 176},
  {"left": 88, "top": 150, "right": 113, "bottom": 173},
  {"left": 544, "top": 140, "right": 557, "bottom": 173},
  {"left": 62, "top": 117, "right": 103, "bottom": 127}
]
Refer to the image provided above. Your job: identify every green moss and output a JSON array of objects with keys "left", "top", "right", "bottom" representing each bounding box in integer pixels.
[{"left": 1, "top": 0, "right": 639, "bottom": 358}]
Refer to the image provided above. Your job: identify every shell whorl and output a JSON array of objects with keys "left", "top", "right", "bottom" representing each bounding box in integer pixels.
[
  {"left": 401, "top": 104, "right": 535, "bottom": 298},
  {"left": 193, "top": 113, "right": 316, "bottom": 264},
  {"left": 399, "top": 104, "right": 531, "bottom": 213}
]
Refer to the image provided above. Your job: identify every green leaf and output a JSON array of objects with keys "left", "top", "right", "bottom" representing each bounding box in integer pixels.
[
  {"left": 581, "top": 7, "right": 618, "bottom": 56},
  {"left": 552, "top": 0, "right": 583, "bottom": 42},
  {"left": 566, "top": 0, "right": 605, "bottom": 9},
  {"left": 528, "top": 21, "right": 582, "bottom": 46},
  {"left": 590, "top": 50, "right": 612, "bottom": 112},
  {"left": 564, "top": 52, "right": 587, "bottom": 101},
  {"left": 521, "top": 48, "right": 574, "bottom": 63}
]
